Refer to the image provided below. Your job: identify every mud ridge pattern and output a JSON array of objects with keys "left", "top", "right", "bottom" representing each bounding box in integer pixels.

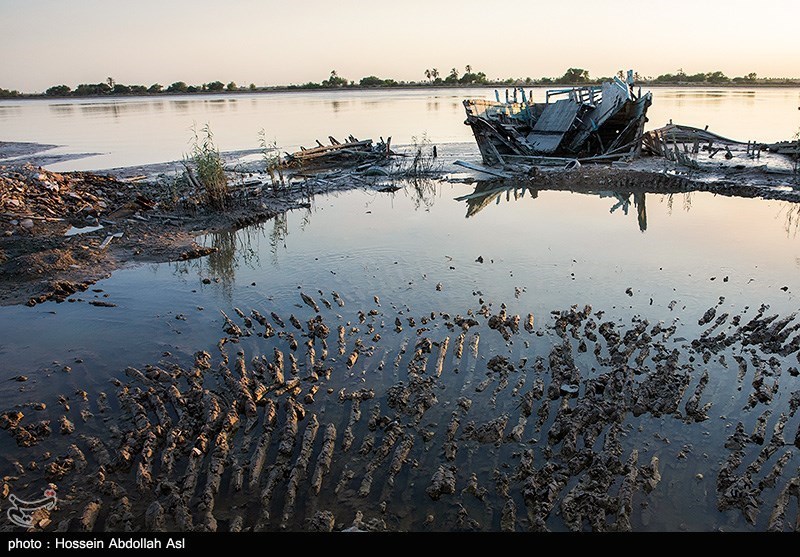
[{"left": 2, "top": 292, "right": 799, "bottom": 532}]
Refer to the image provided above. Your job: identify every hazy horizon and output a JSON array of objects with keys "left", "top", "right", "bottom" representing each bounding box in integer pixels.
[{"left": 2, "top": 0, "right": 799, "bottom": 93}]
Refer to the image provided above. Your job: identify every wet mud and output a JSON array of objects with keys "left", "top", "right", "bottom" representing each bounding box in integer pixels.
[{"left": 2, "top": 287, "right": 799, "bottom": 532}]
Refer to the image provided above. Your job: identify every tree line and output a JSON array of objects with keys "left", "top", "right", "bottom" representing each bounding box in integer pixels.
[{"left": 2, "top": 67, "right": 799, "bottom": 99}]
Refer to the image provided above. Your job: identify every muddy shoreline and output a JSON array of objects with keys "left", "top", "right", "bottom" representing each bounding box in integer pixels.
[
  {"left": 0, "top": 162, "right": 313, "bottom": 306},
  {"left": 2, "top": 145, "right": 799, "bottom": 307}
]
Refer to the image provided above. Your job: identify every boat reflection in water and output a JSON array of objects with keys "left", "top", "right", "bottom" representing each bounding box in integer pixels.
[{"left": 455, "top": 181, "right": 649, "bottom": 232}]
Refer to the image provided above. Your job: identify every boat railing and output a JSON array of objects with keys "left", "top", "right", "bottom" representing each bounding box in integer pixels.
[
  {"left": 546, "top": 86, "right": 602, "bottom": 105},
  {"left": 465, "top": 98, "right": 527, "bottom": 120}
]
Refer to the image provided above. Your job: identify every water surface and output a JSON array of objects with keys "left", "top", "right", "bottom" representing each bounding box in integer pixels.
[
  {"left": 1, "top": 182, "right": 799, "bottom": 530},
  {"left": 1, "top": 87, "right": 798, "bottom": 171},
  {"left": 2, "top": 86, "right": 800, "bottom": 531}
]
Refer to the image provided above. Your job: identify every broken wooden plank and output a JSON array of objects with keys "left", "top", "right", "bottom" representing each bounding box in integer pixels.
[
  {"left": 453, "top": 160, "right": 512, "bottom": 178},
  {"left": 288, "top": 140, "right": 373, "bottom": 159}
]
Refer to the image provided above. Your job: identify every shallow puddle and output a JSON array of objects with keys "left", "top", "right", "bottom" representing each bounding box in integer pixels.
[{"left": 1, "top": 181, "right": 800, "bottom": 531}]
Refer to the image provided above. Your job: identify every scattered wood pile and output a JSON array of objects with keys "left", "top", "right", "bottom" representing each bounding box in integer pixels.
[
  {"left": 642, "top": 124, "right": 743, "bottom": 167},
  {"left": 0, "top": 165, "right": 194, "bottom": 236},
  {"left": 0, "top": 165, "right": 153, "bottom": 229},
  {"left": 765, "top": 140, "right": 800, "bottom": 157},
  {"left": 286, "top": 136, "right": 394, "bottom": 170},
  {"left": 642, "top": 123, "right": 798, "bottom": 175}
]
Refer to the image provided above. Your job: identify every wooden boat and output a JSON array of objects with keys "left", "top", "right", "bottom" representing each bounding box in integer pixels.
[{"left": 463, "top": 71, "right": 652, "bottom": 165}]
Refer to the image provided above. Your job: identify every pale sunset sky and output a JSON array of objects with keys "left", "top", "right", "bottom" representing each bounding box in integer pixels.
[{"left": 1, "top": 0, "right": 798, "bottom": 92}]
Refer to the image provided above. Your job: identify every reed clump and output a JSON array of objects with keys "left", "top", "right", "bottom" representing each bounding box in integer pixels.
[
  {"left": 406, "top": 132, "right": 440, "bottom": 178},
  {"left": 186, "top": 123, "right": 229, "bottom": 210},
  {"left": 259, "top": 129, "right": 286, "bottom": 192}
]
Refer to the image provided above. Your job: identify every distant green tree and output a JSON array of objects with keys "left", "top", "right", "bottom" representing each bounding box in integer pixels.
[
  {"left": 112, "top": 83, "right": 131, "bottom": 95},
  {"left": 187, "top": 85, "right": 200, "bottom": 93},
  {"left": 226, "top": 81, "right": 237, "bottom": 91},
  {"left": 706, "top": 71, "right": 729, "bottom": 83},
  {"left": 322, "top": 70, "right": 348, "bottom": 88},
  {"left": 359, "top": 75, "right": 385, "bottom": 87},
  {"left": 207, "top": 81, "right": 225, "bottom": 91},
  {"left": 167, "top": 81, "right": 188, "bottom": 93},
  {"left": 686, "top": 73, "right": 706, "bottom": 83},
  {"left": 148, "top": 83, "right": 163, "bottom": 94},
  {"left": 431, "top": 68, "right": 440, "bottom": 81},
  {"left": 129, "top": 85, "right": 147, "bottom": 94},
  {"left": 559, "top": 68, "right": 589, "bottom": 83},
  {"left": 46, "top": 84, "right": 71, "bottom": 96},
  {"left": 459, "top": 71, "right": 487, "bottom": 85},
  {"left": 74, "top": 82, "right": 112, "bottom": 95},
  {"left": 0, "top": 88, "right": 20, "bottom": 98},
  {"left": 249, "top": 83, "right": 256, "bottom": 90}
]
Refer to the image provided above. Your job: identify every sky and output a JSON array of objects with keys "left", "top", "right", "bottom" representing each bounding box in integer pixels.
[{"left": 1, "top": 0, "right": 799, "bottom": 92}]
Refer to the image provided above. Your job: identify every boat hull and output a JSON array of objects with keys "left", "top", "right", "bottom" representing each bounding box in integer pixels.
[{"left": 464, "top": 81, "right": 652, "bottom": 165}]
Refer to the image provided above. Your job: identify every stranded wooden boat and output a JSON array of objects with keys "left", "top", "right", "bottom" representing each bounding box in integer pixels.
[{"left": 463, "top": 71, "right": 652, "bottom": 165}]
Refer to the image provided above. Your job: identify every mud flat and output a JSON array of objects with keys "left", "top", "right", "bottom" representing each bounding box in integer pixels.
[
  {"left": 3, "top": 143, "right": 800, "bottom": 532},
  {"left": 2, "top": 281, "right": 799, "bottom": 532},
  {"left": 0, "top": 162, "right": 345, "bottom": 306}
]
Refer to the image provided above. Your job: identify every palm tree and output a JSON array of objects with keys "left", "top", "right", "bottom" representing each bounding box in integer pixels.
[
  {"left": 431, "top": 68, "right": 440, "bottom": 80},
  {"left": 465, "top": 64, "right": 472, "bottom": 74},
  {"left": 424, "top": 69, "right": 432, "bottom": 81},
  {"left": 449, "top": 68, "right": 459, "bottom": 80}
]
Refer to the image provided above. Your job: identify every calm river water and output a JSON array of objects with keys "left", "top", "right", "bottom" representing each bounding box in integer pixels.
[
  {"left": 0, "top": 86, "right": 798, "bottom": 171},
  {"left": 1, "top": 88, "right": 799, "bottom": 532}
]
